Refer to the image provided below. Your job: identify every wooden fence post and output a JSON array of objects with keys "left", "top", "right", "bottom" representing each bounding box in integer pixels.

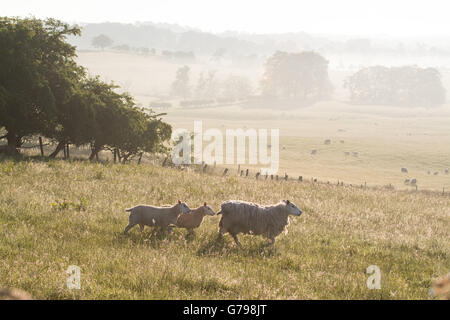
[{"left": 38, "top": 137, "right": 44, "bottom": 157}]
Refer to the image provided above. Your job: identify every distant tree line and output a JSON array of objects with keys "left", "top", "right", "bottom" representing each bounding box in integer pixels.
[
  {"left": 170, "top": 67, "right": 252, "bottom": 102},
  {"left": 344, "top": 66, "right": 446, "bottom": 107},
  {"left": 0, "top": 17, "right": 172, "bottom": 160}
]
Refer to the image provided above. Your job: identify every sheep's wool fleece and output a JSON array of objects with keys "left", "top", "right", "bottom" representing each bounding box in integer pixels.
[{"left": 220, "top": 200, "right": 290, "bottom": 239}]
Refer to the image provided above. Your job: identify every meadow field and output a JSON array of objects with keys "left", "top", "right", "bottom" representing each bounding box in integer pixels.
[
  {"left": 0, "top": 158, "right": 448, "bottom": 299},
  {"left": 1, "top": 51, "right": 448, "bottom": 300},
  {"left": 164, "top": 102, "right": 450, "bottom": 191},
  {"left": 77, "top": 51, "right": 450, "bottom": 191}
]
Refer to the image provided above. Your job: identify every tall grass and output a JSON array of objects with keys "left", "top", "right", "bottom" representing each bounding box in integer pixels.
[{"left": 0, "top": 159, "right": 448, "bottom": 299}]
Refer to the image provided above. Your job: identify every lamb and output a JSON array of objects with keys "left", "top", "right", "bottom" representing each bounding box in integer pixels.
[
  {"left": 217, "top": 200, "right": 302, "bottom": 247},
  {"left": 123, "top": 200, "right": 191, "bottom": 234},
  {"left": 175, "top": 202, "right": 215, "bottom": 233}
]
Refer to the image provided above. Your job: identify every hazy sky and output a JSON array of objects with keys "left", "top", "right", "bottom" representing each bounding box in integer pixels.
[{"left": 3, "top": 0, "right": 449, "bottom": 36}]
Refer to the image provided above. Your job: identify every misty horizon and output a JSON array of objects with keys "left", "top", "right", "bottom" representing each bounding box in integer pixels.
[{"left": 4, "top": 0, "right": 450, "bottom": 37}]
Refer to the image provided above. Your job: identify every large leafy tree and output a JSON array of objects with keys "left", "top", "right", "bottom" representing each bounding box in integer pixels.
[
  {"left": 91, "top": 34, "right": 113, "bottom": 51},
  {"left": 260, "top": 51, "right": 332, "bottom": 102},
  {"left": 0, "top": 17, "right": 172, "bottom": 160},
  {"left": 82, "top": 77, "right": 171, "bottom": 162},
  {"left": 47, "top": 75, "right": 99, "bottom": 158},
  {"left": 0, "top": 17, "right": 81, "bottom": 153},
  {"left": 344, "top": 66, "right": 446, "bottom": 107},
  {"left": 170, "top": 65, "right": 190, "bottom": 98}
]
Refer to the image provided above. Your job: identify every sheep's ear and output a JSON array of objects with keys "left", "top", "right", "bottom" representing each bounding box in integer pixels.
[
  {"left": 204, "top": 202, "right": 207, "bottom": 206},
  {"left": 286, "top": 200, "right": 290, "bottom": 205},
  {"left": 178, "top": 200, "right": 181, "bottom": 204}
]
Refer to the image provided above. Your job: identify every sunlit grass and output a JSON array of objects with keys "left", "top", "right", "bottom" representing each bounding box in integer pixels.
[{"left": 0, "top": 158, "right": 448, "bottom": 299}]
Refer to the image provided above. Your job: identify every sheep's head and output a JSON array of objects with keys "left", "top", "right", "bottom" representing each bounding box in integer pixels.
[
  {"left": 177, "top": 200, "right": 191, "bottom": 214},
  {"left": 201, "top": 202, "right": 216, "bottom": 216},
  {"left": 282, "top": 200, "right": 302, "bottom": 216}
]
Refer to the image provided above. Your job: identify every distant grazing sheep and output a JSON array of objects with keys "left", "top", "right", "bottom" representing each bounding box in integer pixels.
[
  {"left": 401, "top": 167, "right": 408, "bottom": 173},
  {"left": 353, "top": 152, "right": 359, "bottom": 157},
  {"left": 340, "top": 140, "right": 345, "bottom": 143},
  {"left": 123, "top": 200, "right": 190, "bottom": 234},
  {"left": 217, "top": 200, "right": 302, "bottom": 247},
  {"left": 324, "top": 139, "right": 331, "bottom": 145},
  {"left": 404, "top": 179, "right": 410, "bottom": 185},
  {"left": 431, "top": 273, "right": 450, "bottom": 300},
  {"left": 434, "top": 171, "right": 439, "bottom": 175},
  {"left": 0, "top": 288, "right": 33, "bottom": 300},
  {"left": 311, "top": 149, "right": 317, "bottom": 155},
  {"left": 410, "top": 178, "right": 417, "bottom": 185},
  {"left": 344, "top": 152, "right": 350, "bottom": 156},
  {"left": 175, "top": 202, "right": 215, "bottom": 233},
  {"left": 445, "top": 168, "right": 449, "bottom": 175}
]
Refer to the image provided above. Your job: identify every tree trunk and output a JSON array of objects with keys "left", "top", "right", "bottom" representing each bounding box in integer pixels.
[
  {"left": 5, "top": 130, "right": 21, "bottom": 154},
  {"left": 49, "top": 141, "right": 66, "bottom": 159},
  {"left": 117, "top": 148, "right": 121, "bottom": 162},
  {"left": 89, "top": 143, "right": 102, "bottom": 161}
]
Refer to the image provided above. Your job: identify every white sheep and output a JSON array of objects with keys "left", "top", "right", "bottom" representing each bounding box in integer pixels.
[
  {"left": 123, "top": 200, "right": 190, "bottom": 234},
  {"left": 217, "top": 200, "right": 302, "bottom": 247}
]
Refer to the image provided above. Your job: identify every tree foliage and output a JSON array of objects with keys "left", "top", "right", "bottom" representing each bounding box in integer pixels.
[
  {"left": 170, "top": 65, "right": 190, "bottom": 98},
  {"left": 260, "top": 51, "right": 333, "bottom": 102},
  {"left": 0, "top": 17, "right": 81, "bottom": 151},
  {"left": 344, "top": 66, "right": 446, "bottom": 107},
  {"left": 0, "top": 17, "right": 171, "bottom": 159},
  {"left": 91, "top": 34, "right": 113, "bottom": 50}
]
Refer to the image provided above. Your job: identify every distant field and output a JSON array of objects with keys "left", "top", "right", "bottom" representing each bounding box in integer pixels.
[
  {"left": 0, "top": 159, "right": 448, "bottom": 299},
  {"left": 76, "top": 51, "right": 450, "bottom": 191},
  {"left": 164, "top": 102, "right": 450, "bottom": 191}
]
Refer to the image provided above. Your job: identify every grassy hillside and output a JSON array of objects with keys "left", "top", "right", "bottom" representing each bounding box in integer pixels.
[{"left": 0, "top": 157, "right": 448, "bottom": 299}]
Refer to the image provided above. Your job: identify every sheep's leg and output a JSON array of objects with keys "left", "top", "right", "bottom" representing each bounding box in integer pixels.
[
  {"left": 218, "top": 219, "right": 226, "bottom": 237},
  {"left": 123, "top": 223, "right": 136, "bottom": 234},
  {"left": 231, "top": 234, "right": 242, "bottom": 248},
  {"left": 139, "top": 224, "right": 145, "bottom": 232}
]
